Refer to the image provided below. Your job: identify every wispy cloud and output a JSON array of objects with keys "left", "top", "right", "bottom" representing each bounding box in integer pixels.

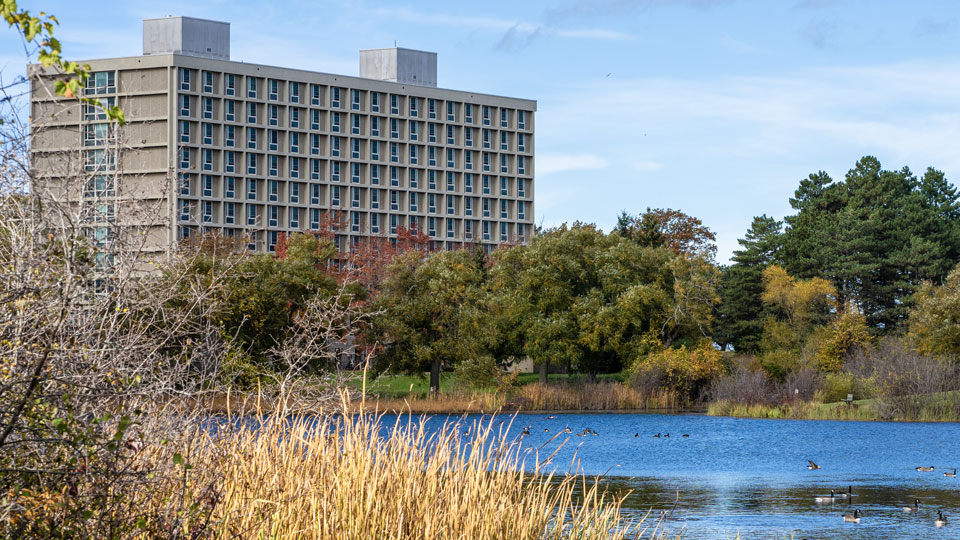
[{"left": 537, "top": 153, "right": 609, "bottom": 176}]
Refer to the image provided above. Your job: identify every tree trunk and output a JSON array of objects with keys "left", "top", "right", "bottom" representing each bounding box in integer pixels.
[
  {"left": 430, "top": 359, "right": 441, "bottom": 398},
  {"left": 538, "top": 360, "right": 548, "bottom": 384}
]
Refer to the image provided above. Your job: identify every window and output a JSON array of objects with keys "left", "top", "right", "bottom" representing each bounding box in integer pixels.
[
  {"left": 500, "top": 177, "right": 508, "bottom": 196},
  {"left": 290, "top": 132, "right": 300, "bottom": 153},
  {"left": 428, "top": 193, "right": 437, "bottom": 213},
  {"left": 247, "top": 179, "right": 257, "bottom": 200},
  {"left": 446, "top": 196, "right": 455, "bottom": 215},
  {"left": 351, "top": 89, "right": 360, "bottom": 110},
  {"left": 483, "top": 175, "right": 491, "bottom": 195},
  {"left": 311, "top": 159, "right": 320, "bottom": 180},
  {"left": 179, "top": 174, "right": 191, "bottom": 196},
  {"left": 464, "top": 128, "right": 473, "bottom": 147},
  {"left": 268, "top": 205, "right": 279, "bottom": 227},
  {"left": 409, "top": 121, "right": 418, "bottom": 141},
  {"left": 290, "top": 157, "right": 300, "bottom": 178},
  {"left": 225, "top": 100, "right": 235, "bottom": 122},
  {"left": 465, "top": 174, "right": 473, "bottom": 193},
  {"left": 331, "top": 112, "right": 340, "bottom": 132},
  {"left": 446, "top": 172, "right": 455, "bottom": 191},
  {"left": 391, "top": 190, "right": 399, "bottom": 211},
  {"left": 483, "top": 221, "right": 490, "bottom": 241},
  {"left": 464, "top": 104, "right": 473, "bottom": 123},
  {"left": 447, "top": 219, "right": 455, "bottom": 238},
  {"left": 428, "top": 217, "right": 437, "bottom": 237},
  {"left": 290, "top": 82, "right": 300, "bottom": 103},
  {"left": 311, "top": 184, "right": 320, "bottom": 205},
  {"left": 390, "top": 166, "right": 399, "bottom": 187},
  {"left": 390, "top": 143, "right": 399, "bottom": 163},
  {"left": 447, "top": 149, "right": 455, "bottom": 168},
  {"left": 179, "top": 148, "right": 191, "bottom": 170},
  {"left": 331, "top": 162, "right": 340, "bottom": 182},
  {"left": 390, "top": 214, "right": 398, "bottom": 235},
  {"left": 180, "top": 95, "right": 191, "bottom": 117},
  {"left": 464, "top": 151, "right": 473, "bottom": 170},
  {"left": 224, "top": 151, "right": 235, "bottom": 172},
  {"left": 247, "top": 102, "right": 257, "bottom": 123},
  {"left": 518, "top": 156, "right": 526, "bottom": 175},
  {"left": 247, "top": 153, "right": 257, "bottom": 175},
  {"left": 311, "top": 208, "right": 320, "bottom": 229},
  {"left": 501, "top": 222, "right": 508, "bottom": 242},
  {"left": 409, "top": 168, "right": 419, "bottom": 188},
  {"left": 225, "top": 125, "right": 235, "bottom": 147},
  {"left": 352, "top": 114, "right": 361, "bottom": 134},
  {"left": 465, "top": 220, "right": 473, "bottom": 240},
  {"left": 331, "top": 87, "right": 340, "bottom": 108},
  {"left": 500, "top": 199, "right": 508, "bottom": 219},
  {"left": 371, "top": 117, "right": 380, "bottom": 137},
  {"left": 180, "top": 68, "right": 191, "bottom": 91},
  {"left": 202, "top": 97, "right": 214, "bottom": 119},
  {"left": 203, "top": 71, "right": 213, "bottom": 93},
  {"left": 351, "top": 186, "right": 361, "bottom": 208},
  {"left": 517, "top": 223, "right": 525, "bottom": 241},
  {"left": 409, "top": 145, "right": 418, "bottom": 165},
  {"left": 331, "top": 185, "right": 341, "bottom": 206},
  {"left": 268, "top": 230, "right": 278, "bottom": 251},
  {"left": 247, "top": 204, "right": 258, "bottom": 225},
  {"left": 311, "top": 84, "right": 320, "bottom": 105},
  {"left": 247, "top": 128, "right": 257, "bottom": 149},
  {"left": 518, "top": 201, "right": 526, "bottom": 220},
  {"left": 501, "top": 109, "right": 508, "bottom": 128},
  {"left": 311, "top": 109, "right": 320, "bottom": 130},
  {"left": 269, "top": 79, "right": 279, "bottom": 100},
  {"left": 409, "top": 192, "right": 418, "bottom": 212},
  {"left": 370, "top": 140, "right": 380, "bottom": 160},
  {"left": 351, "top": 211, "right": 360, "bottom": 232},
  {"left": 84, "top": 97, "right": 115, "bottom": 121},
  {"left": 371, "top": 92, "right": 380, "bottom": 112},
  {"left": 465, "top": 197, "right": 473, "bottom": 216},
  {"left": 482, "top": 106, "right": 490, "bottom": 126},
  {"left": 202, "top": 200, "right": 213, "bottom": 223},
  {"left": 483, "top": 129, "right": 490, "bottom": 149},
  {"left": 518, "top": 133, "right": 526, "bottom": 152},
  {"left": 269, "top": 130, "right": 279, "bottom": 151},
  {"left": 290, "top": 207, "right": 300, "bottom": 229},
  {"left": 269, "top": 104, "right": 279, "bottom": 126},
  {"left": 518, "top": 178, "right": 526, "bottom": 197},
  {"left": 429, "top": 147, "right": 437, "bottom": 167},
  {"left": 85, "top": 71, "right": 115, "bottom": 95},
  {"left": 371, "top": 213, "right": 380, "bottom": 233},
  {"left": 268, "top": 180, "right": 279, "bottom": 202},
  {"left": 225, "top": 177, "right": 236, "bottom": 198},
  {"left": 179, "top": 200, "right": 191, "bottom": 222},
  {"left": 225, "top": 74, "right": 236, "bottom": 96},
  {"left": 371, "top": 189, "right": 380, "bottom": 209},
  {"left": 371, "top": 164, "right": 380, "bottom": 184},
  {"left": 428, "top": 99, "right": 436, "bottom": 119},
  {"left": 482, "top": 198, "right": 490, "bottom": 218},
  {"left": 428, "top": 123, "right": 436, "bottom": 143},
  {"left": 351, "top": 163, "right": 361, "bottom": 183},
  {"left": 390, "top": 94, "right": 399, "bottom": 115},
  {"left": 247, "top": 77, "right": 257, "bottom": 98},
  {"left": 446, "top": 102, "right": 455, "bottom": 121},
  {"left": 331, "top": 136, "right": 340, "bottom": 157},
  {"left": 289, "top": 183, "right": 300, "bottom": 204},
  {"left": 83, "top": 123, "right": 113, "bottom": 146},
  {"left": 225, "top": 202, "right": 235, "bottom": 224},
  {"left": 482, "top": 153, "right": 490, "bottom": 172},
  {"left": 428, "top": 170, "right": 437, "bottom": 190},
  {"left": 290, "top": 108, "right": 300, "bottom": 128},
  {"left": 202, "top": 123, "right": 213, "bottom": 145},
  {"left": 518, "top": 110, "right": 526, "bottom": 130},
  {"left": 500, "top": 154, "right": 508, "bottom": 173},
  {"left": 352, "top": 138, "right": 361, "bottom": 159},
  {"left": 390, "top": 118, "right": 399, "bottom": 139},
  {"left": 500, "top": 131, "right": 508, "bottom": 151},
  {"left": 446, "top": 125, "right": 455, "bottom": 145},
  {"left": 409, "top": 97, "right": 418, "bottom": 117}
]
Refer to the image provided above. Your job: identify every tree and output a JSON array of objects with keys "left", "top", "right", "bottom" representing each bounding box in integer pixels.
[
  {"left": 615, "top": 208, "right": 717, "bottom": 258},
  {"left": 371, "top": 249, "right": 485, "bottom": 396},
  {"left": 715, "top": 215, "right": 783, "bottom": 352},
  {"left": 908, "top": 263, "right": 960, "bottom": 357}
]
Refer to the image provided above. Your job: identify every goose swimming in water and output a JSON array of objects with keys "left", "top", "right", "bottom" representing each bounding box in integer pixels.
[
  {"left": 834, "top": 485, "right": 853, "bottom": 499},
  {"left": 521, "top": 427, "right": 531, "bottom": 436},
  {"left": 653, "top": 433, "right": 661, "bottom": 438},
  {"left": 842, "top": 509, "right": 862, "bottom": 523},
  {"left": 814, "top": 490, "right": 836, "bottom": 503},
  {"left": 945, "top": 468, "right": 957, "bottom": 478},
  {"left": 903, "top": 499, "right": 920, "bottom": 512},
  {"left": 562, "top": 427, "right": 572, "bottom": 433},
  {"left": 807, "top": 460, "right": 821, "bottom": 470},
  {"left": 936, "top": 511, "right": 948, "bottom": 528},
  {"left": 916, "top": 465, "right": 935, "bottom": 472}
]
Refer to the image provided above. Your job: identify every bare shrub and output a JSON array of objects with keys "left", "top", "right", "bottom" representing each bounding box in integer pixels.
[
  {"left": 779, "top": 366, "right": 824, "bottom": 403},
  {"left": 708, "top": 366, "right": 775, "bottom": 406}
]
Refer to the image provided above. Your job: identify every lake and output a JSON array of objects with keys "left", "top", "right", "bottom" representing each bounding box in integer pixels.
[{"left": 379, "top": 412, "right": 960, "bottom": 539}]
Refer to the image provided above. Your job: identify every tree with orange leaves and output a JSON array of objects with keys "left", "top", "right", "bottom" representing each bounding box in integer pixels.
[{"left": 615, "top": 208, "right": 717, "bottom": 258}]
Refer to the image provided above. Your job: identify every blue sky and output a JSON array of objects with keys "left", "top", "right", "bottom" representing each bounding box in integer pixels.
[{"left": 4, "top": 0, "right": 960, "bottom": 262}]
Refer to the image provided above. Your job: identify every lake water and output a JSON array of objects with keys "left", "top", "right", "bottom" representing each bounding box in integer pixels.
[{"left": 380, "top": 412, "right": 960, "bottom": 539}]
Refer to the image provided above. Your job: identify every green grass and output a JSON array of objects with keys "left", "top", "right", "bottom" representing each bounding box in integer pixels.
[{"left": 708, "top": 391, "right": 960, "bottom": 422}]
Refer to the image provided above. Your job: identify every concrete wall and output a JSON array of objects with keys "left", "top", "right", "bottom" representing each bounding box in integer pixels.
[
  {"left": 360, "top": 48, "right": 437, "bottom": 88},
  {"left": 143, "top": 17, "right": 230, "bottom": 61}
]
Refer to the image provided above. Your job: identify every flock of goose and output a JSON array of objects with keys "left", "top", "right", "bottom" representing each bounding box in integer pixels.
[{"left": 807, "top": 460, "right": 952, "bottom": 528}]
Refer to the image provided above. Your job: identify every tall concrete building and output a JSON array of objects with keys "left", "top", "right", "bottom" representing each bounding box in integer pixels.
[{"left": 30, "top": 16, "right": 536, "bottom": 258}]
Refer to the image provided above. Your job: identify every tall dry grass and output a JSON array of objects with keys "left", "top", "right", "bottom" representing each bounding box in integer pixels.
[
  {"left": 516, "top": 382, "right": 682, "bottom": 411},
  {"left": 135, "top": 398, "right": 665, "bottom": 540}
]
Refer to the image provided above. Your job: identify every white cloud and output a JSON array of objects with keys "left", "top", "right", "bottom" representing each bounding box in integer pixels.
[
  {"left": 632, "top": 160, "right": 664, "bottom": 172},
  {"left": 537, "top": 153, "right": 609, "bottom": 176}
]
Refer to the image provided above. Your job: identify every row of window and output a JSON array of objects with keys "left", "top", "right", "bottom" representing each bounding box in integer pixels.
[{"left": 178, "top": 68, "right": 530, "bottom": 129}]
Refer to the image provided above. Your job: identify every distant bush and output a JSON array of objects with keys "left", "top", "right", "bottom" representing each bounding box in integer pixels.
[
  {"left": 631, "top": 344, "right": 725, "bottom": 402},
  {"left": 708, "top": 366, "right": 775, "bottom": 406}
]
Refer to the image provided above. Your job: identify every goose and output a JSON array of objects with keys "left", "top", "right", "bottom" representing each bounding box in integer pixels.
[
  {"left": 653, "top": 433, "right": 661, "bottom": 438},
  {"left": 634, "top": 433, "right": 639, "bottom": 438},
  {"left": 682, "top": 434, "right": 690, "bottom": 437},
  {"left": 834, "top": 485, "right": 853, "bottom": 499},
  {"left": 842, "top": 508, "right": 862, "bottom": 523},
  {"left": 936, "top": 511, "right": 948, "bottom": 528},
  {"left": 591, "top": 429, "right": 598, "bottom": 436},
  {"left": 916, "top": 465, "right": 935, "bottom": 472},
  {"left": 902, "top": 499, "right": 920, "bottom": 512},
  {"left": 544, "top": 428, "right": 550, "bottom": 432},
  {"left": 521, "top": 426, "right": 531, "bottom": 436},
  {"left": 814, "top": 490, "right": 836, "bottom": 503},
  {"left": 545, "top": 415, "right": 557, "bottom": 420},
  {"left": 562, "top": 427, "right": 572, "bottom": 434},
  {"left": 945, "top": 468, "right": 957, "bottom": 478},
  {"left": 807, "top": 460, "right": 821, "bottom": 470},
  {"left": 664, "top": 433, "right": 670, "bottom": 438}
]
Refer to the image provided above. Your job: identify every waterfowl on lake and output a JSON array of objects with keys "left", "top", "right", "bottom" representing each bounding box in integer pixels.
[
  {"left": 521, "top": 427, "right": 530, "bottom": 436},
  {"left": 544, "top": 428, "right": 550, "bottom": 432},
  {"left": 545, "top": 415, "right": 557, "bottom": 420},
  {"left": 807, "top": 460, "right": 821, "bottom": 470},
  {"left": 634, "top": 433, "right": 639, "bottom": 438},
  {"left": 902, "top": 499, "right": 920, "bottom": 512},
  {"left": 814, "top": 490, "right": 835, "bottom": 503},
  {"left": 936, "top": 511, "right": 948, "bottom": 527},
  {"left": 916, "top": 466, "right": 935, "bottom": 472},
  {"left": 563, "top": 427, "right": 572, "bottom": 433},
  {"left": 842, "top": 509, "right": 862, "bottom": 523},
  {"left": 945, "top": 468, "right": 957, "bottom": 478},
  {"left": 682, "top": 434, "right": 690, "bottom": 437},
  {"left": 664, "top": 433, "right": 670, "bottom": 438},
  {"left": 834, "top": 485, "right": 853, "bottom": 499},
  {"left": 653, "top": 433, "right": 661, "bottom": 438}
]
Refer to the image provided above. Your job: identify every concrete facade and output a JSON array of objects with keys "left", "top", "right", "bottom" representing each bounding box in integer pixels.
[
  {"left": 31, "top": 17, "right": 536, "bottom": 258},
  {"left": 360, "top": 48, "right": 438, "bottom": 87}
]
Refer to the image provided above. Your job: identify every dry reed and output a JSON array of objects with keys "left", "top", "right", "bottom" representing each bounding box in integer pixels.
[{"left": 516, "top": 382, "right": 681, "bottom": 411}]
